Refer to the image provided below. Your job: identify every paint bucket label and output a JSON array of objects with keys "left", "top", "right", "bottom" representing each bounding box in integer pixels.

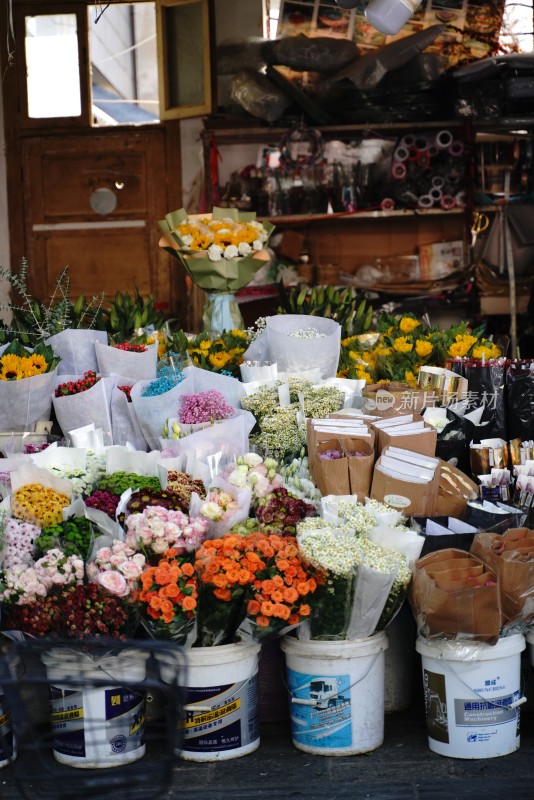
[
  {"left": 180, "top": 673, "right": 259, "bottom": 753},
  {"left": 50, "top": 685, "right": 146, "bottom": 759},
  {"left": 286, "top": 669, "right": 352, "bottom": 749}
]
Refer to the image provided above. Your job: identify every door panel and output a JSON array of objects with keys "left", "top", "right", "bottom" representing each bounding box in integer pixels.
[{"left": 22, "top": 130, "right": 171, "bottom": 308}]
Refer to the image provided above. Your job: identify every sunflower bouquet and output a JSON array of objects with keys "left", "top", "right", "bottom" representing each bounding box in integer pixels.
[
  {"left": 0, "top": 341, "right": 60, "bottom": 432},
  {"left": 159, "top": 207, "right": 274, "bottom": 334},
  {"left": 169, "top": 329, "right": 251, "bottom": 378}
]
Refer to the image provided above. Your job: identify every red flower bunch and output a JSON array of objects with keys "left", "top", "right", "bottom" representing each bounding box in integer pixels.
[
  {"left": 112, "top": 343, "right": 147, "bottom": 352},
  {"left": 85, "top": 489, "right": 120, "bottom": 519},
  {"left": 55, "top": 370, "right": 100, "bottom": 397},
  {"left": 255, "top": 488, "right": 317, "bottom": 535},
  {"left": 117, "top": 384, "right": 133, "bottom": 402},
  {"left": 135, "top": 548, "right": 198, "bottom": 643},
  {"left": 3, "top": 583, "right": 129, "bottom": 639}
]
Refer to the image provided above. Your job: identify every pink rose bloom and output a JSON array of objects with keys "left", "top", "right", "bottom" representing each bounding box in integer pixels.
[
  {"left": 254, "top": 476, "right": 272, "bottom": 498},
  {"left": 151, "top": 538, "right": 169, "bottom": 555},
  {"left": 96, "top": 547, "right": 112, "bottom": 562},
  {"left": 250, "top": 464, "right": 268, "bottom": 477},
  {"left": 121, "top": 559, "right": 145, "bottom": 580},
  {"left": 97, "top": 570, "right": 129, "bottom": 598}
]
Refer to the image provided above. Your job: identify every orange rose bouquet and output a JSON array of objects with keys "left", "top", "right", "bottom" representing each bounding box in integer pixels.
[
  {"left": 136, "top": 548, "right": 198, "bottom": 645},
  {"left": 193, "top": 532, "right": 321, "bottom": 646}
]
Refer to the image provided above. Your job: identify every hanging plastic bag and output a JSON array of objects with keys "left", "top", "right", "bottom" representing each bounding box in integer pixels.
[{"left": 507, "top": 361, "right": 534, "bottom": 441}]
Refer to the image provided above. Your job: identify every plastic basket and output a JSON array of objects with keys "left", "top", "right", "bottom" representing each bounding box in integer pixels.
[{"left": 0, "top": 637, "right": 188, "bottom": 800}]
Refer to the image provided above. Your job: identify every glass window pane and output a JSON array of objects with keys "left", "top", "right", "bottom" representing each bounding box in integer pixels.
[
  {"left": 25, "top": 14, "right": 82, "bottom": 119},
  {"left": 89, "top": 3, "right": 159, "bottom": 126}
]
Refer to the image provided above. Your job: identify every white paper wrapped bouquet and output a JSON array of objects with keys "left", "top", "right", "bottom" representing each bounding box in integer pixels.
[{"left": 159, "top": 207, "right": 274, "bottom": 334}]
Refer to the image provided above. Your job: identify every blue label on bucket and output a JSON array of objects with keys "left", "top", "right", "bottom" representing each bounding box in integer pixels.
[
  {"left": 181, "top": 674, "right": 259, "bottom": 753},
  {"left": 286, "top": 669, "right": 352, "bottom": 749},
  {"left": 50, "top": 687, "right": 86, "bottom": 758}
]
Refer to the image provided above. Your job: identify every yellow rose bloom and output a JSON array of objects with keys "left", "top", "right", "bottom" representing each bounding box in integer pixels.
[
  {"left": 199, "top": 340, "right": 211, "bottom": 352},
  {"left": 415, "top": 340, "right": 433, "bottom": 358},
  {"left": 393, "top": 336, "right": 413, "bottom": 354},
  {"left": 399, "top": 317, "right": 421, "bottom": 334}
]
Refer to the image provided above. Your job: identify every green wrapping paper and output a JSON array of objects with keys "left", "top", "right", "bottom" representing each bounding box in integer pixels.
[{"left": 159, "top": 207, "right": 274, "bottom": 333}]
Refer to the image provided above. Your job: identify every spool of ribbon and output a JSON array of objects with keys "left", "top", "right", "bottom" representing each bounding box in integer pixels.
[
  {"left": 430, "top": 187, "right": 442, "bottom": 201},
  {"left": 432, "top": 175, "right": 445, "bottom": 189},
  {"left": 455, "top": 191, "right": 466, "bottom": 207},
  {"left": 435, "top": 130, "right": 453, "bottom": 150},
  {"left": 417, "top": 194, "right": 434, "bottom": 208},
  {"left": 400, "top": 134, "right": 416, "bottom": 149},
  {"left": 448, "top": 140, "right": 465, "bottom": 157},
  {"left": 417, "top": 151, "right": 431, "bottom": 167},
  {"left": 380, "top": 197, "right": 395, "bottom": 210},
  {"left": 391, "top": 162, "right": 407, "bottom": 180},
  {"left": 440, "top": 195, "right": 456, "bottom": 210},
  {"left": 394, "top": 146, "right": 409, "bottom": 162}
]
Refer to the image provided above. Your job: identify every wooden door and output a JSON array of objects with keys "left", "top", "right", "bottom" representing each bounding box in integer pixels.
[{"left": 22, "top": 130, "right": 172, "bottom": 306}]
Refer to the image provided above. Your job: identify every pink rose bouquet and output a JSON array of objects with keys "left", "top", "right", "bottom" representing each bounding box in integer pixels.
[
  {"left": 124, "top": 505, "right": 209, "bottom": 560},
  {"left": 86, "top": 540, "right": 147, "bottom": 598}
]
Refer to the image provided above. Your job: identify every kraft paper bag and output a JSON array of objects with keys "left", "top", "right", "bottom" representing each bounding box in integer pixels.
[
  {"left": 309, "top": 438, "right": 350, "bottom": 497},
  {"left": 471, "top": 528, "right": 534, "bottom": 624},
  {"left": 370, "top": 456, "right": 440, "bottom": 516},
  {"left": 435, "top": 460, "right": 478, "bottom": 518},
  {"left": 376, "top": 425, "right": 437, "bottom": 458},
  {"left": 409, "top": 548, "right": 502, "bottom": 644},
  {"left": 345, "top": 437, "right": 375, "bottom": 502},
  {"left": 362, "top": 382, "right": 438, "bottom": 417}
]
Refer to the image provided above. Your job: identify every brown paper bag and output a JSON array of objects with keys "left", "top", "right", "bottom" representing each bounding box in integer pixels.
[
  {"left": 471, "top": 528, "right": 534, "bottom": 623},
  {"left": 425, "top": 558, "right": 480, "bottom": 575},
  {"left": 343, "top": 437, "right": 375, "bottom": 502},
  {"left": 435, "top": 460, "right": 479, "bottom": 518},
  {"left": 370, "top": 455, "right": 440, "bottom": 516},
  {"left": 376, "top": 424, "right": 437, "bottom": 458},
  {"left": 427, "top": 565, "right": 485, "bottom": 582},
  {"left": 363, "top": 382, "right": 438, "bottom": 417},
  {"left": 309, "top": 438, "right": 350, "bottom": 497},
  {"left": 433, "top": 572, "right": 495, "bottom": 591},
  {"left": 409, "top": 548, "right": 502, "bottom": 643}
]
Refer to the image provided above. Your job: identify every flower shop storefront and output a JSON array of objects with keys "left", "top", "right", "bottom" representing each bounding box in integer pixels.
[{"left": 0, "top": 202, "right": 533, "bottom": 786}]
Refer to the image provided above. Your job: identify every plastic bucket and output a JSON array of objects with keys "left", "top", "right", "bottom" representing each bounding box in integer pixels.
[
  {"left": 416, "top": 634, "right": 526, "bottom": 759},
  {"left": 173, "top": 642, "right": 261, "bottom": 761},
  {"left": 281, "top": 632, "right": 388, "bottom": 756},
  {"left": 41, "top": 649, "right": 149, "bottom": 769},
  {"left": 526, "top": 630, "right": 534, "bottom": 668},
  {"left": 384, "top": 606, "right": 415, "bottom": 713},
  {"left": 0, "top": 656, "right": 20, "bottom": 768}
]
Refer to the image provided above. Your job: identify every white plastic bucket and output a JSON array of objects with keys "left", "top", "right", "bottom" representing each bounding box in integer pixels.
[
  {"left": 174, "top": 642, "right": 261, "bottom": 761},
  {"left": 41, "top": 649, "right": 149, "bottom": 769},
  {"left": 416, "top": 634, "right": 526, "bottom": 759},
  {"left": 0, "top": 656, "right": 20, "bottom": 769},
  {"left": 526, "top": 630, "right": 534, "bottom": 667},
  {"left": 281, "top": 632, "right": 388, "bottom": 756},
  {"left": 384, "top": 606, "right": 415, "bottom": 713}
]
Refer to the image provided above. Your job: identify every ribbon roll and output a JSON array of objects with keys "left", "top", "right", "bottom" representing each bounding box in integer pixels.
[
  {"left": 401, "top": 134, "right": 416, "bottom": 148},
  {"left": 430, "top": 187, "right": 442, "bottom": 201},
  {"left": 415, "top": 136, "right": 430, "bottom": 151},
  {"left": 417, "top": 151, "right": 431, "bottom": 167},
  {"left": 448, "top": 140, "right": 465, "bottom": 157},
  {"left": 435, "top": 130, "right": 453, "bottom": 150},
  {"left": 418, "top": 194, "right": 434, "bottom": 209},
  {"left": 394, "top": 146, "right": 410, "bottom": 162},
  {"left": 440, "top": 195, "right": 456, "bottom": 210},
  {"left": 455, "top": 191, "right": 466, "bottom": 207},
  {"left": 432, "top": 175, "right": 445, "bottom": 189},
  {"left": 427, "top": 145, "right": 438, "bottom": 158},
  {"left": 407, "top": 148, "right": 418, "bottom": 161},
  {"left": 380, "top": 197, "right": 395, "bottom": 210},
  {"left": 391, "top": 162, "right": 407, "bottom": 179}
]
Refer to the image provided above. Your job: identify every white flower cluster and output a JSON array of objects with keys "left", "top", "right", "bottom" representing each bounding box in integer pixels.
[
  {"left": 364, "top": 498, "right": 406, "bottom": 528},
  {"left": 49, "top": 466, "right": 95, "bottom": 498},
  {"left": 288, "top": 328, "right": 327, "bottom": 339},
  {"left": 279, "top": 457, "right": 321, "bottom": 510},
  {"left": 297, "top": 516, "right": 354, "bottom": 537},
  {"left": 298, "top": 531, "right": 362, "bottom": 578},
  {"left": 336, "top": 500, "right": 376, "bottom": 537}
]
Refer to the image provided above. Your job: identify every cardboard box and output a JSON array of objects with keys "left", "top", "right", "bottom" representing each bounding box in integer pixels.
[{"left": 418, "top": 240, "right": 465, "bottom": 281}]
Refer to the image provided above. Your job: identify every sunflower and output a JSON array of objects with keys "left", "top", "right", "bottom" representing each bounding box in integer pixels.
[
  {"left": 0, "top": 354, "right": 26, "bottom": 381},
  {"left": 25, "top": 353, "right": 48, "bottom": 374}
]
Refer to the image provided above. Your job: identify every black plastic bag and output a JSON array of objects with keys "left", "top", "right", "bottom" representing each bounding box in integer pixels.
[
  {"left": 449, "top": 359, "right": 508, "bottom": 441},
  {"left": 425, "top": 407, "right": 474, "bottom": 476},
  {"left": 507, "top": 361, "right": 534, "bottom": 441}
]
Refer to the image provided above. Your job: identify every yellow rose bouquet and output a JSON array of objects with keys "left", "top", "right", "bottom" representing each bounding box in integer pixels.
[{"left": 159, "top": 207, "right": 274, "bottom": 334}]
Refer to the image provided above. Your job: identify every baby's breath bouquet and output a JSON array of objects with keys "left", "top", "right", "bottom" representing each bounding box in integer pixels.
[{"left": 159, "top": 207, "right": 274, "bottom": 334}]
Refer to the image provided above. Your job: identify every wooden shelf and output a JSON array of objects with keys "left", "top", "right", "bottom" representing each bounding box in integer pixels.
[{"left": 262, "top": 208, "right": 465, "bottom": 224}]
